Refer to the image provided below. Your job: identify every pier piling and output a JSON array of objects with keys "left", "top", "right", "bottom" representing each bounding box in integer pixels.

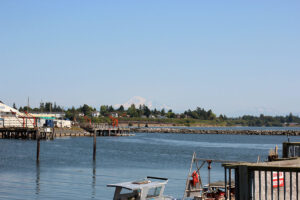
[
  {"left": 36, "top": 130, "right": 40, "bottom": 163},
  {"left": 93, "top": 130, "right": 96, "bottom": 161}
]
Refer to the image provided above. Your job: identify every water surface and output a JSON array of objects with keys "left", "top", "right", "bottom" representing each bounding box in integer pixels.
[{"left": 0, "top": 131, "right": 299, "bottom": 199}]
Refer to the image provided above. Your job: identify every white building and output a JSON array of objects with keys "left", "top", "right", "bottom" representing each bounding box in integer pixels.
[
  {"left": 92, "top": 111, "right": 100, "bottom": 117},
  {"left": 0, "top": 101, "right": 20, "bottom": 115},
  {"left": 54, "top": 119, "right": 72, "bottom": 128},
  {"left": 111, "top": 113, "right": 118, "bottom": 118},
  {"left": 78, "top": 113, "right": 84, "bottom": 117},
  {"left": 0, "top": 101, "right": 35, "bottom": 128}
]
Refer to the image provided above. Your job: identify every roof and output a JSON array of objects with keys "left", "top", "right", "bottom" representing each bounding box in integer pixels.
[
  {"left": 30, "top": 112, "right": 65, "bottom": 114},
  {"left": 107, "top": 179, "right": 167, "bottom": 190},
  {"left": 0, "top": 102, "right": 20, "bottom": 114},
  {"left": 223, "top": 157, "right": 300, "bottom": 170}
]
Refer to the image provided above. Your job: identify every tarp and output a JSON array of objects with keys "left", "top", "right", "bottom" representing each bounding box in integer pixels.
[
  {"left": 0, "top": 102, "right": 20, "bottom": 114},
  {"left": 38, "top": 117, "right": 55, "bottom": 120}
]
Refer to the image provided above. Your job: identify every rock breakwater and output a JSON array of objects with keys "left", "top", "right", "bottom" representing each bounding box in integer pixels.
[{"left": 131, "top": 127, "right": 300, "bottom": 136}]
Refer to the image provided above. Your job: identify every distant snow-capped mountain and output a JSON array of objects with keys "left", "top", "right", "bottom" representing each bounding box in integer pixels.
[{"left": 114, "top": 96, "right": 171, "bottom": 110}]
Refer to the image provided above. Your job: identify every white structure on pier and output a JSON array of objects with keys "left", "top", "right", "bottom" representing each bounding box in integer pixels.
[{"left": 0, "top": 102, "right": 34, "bottom": 128}]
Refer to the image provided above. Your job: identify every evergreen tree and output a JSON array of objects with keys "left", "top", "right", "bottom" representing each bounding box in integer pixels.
[
  {"left": 127, "top": 104, "right": 138, "bottom": 117},
  {"left": 100, "top": 105, "right": 109, "bottom": 116},
  {"left": 161, "top": 108, "right": 165, "bottom": 116},
  {"left": 143, "top": 105, "right": 151, "bottom": 118},
  {"left": 40, "top": 102, "right": 45, "bottom": 112},
  {"left": 118, "top": 105, "right": 124, "bottom": 112}
]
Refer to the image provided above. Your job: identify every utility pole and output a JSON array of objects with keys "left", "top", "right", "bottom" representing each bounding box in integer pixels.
[{"left": 27, "top": 97, "right": 30, "bottom": 112}]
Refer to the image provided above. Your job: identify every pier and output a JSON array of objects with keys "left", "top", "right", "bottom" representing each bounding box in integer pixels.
[
  {"left": 0, "top": 127, "right": 54, "bottom": 140},
  {"left": 80, "top": 123, "right": 133, "bottom": 136},
  {"left": 0, "top": 125, "right": 133, "bottom": 140}
]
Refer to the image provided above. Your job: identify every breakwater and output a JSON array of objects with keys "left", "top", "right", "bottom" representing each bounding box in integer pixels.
[{"left": 132, "top": 127, "right": 300, "bottom": 136}]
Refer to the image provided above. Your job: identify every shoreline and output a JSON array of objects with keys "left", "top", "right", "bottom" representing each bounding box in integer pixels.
[{"left": 131, "top": 127, "right": 300, "bottom": 136}]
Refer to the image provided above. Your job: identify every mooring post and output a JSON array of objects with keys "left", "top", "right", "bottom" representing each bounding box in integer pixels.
[
  {"left": 52, "top": 127, "right": 55, "bottom": 140},
  {"left": 93, "top": 130, "right": 96, "bottom": 161},
  {"left": 36, "top": 129, "right": 40, "bottom": 163}
]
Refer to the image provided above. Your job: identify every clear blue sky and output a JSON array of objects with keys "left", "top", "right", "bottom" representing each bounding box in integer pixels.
[{"left": 1, "top": 1, "right": 299, "bottom": 116}]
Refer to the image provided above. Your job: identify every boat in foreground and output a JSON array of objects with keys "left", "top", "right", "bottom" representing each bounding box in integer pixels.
[{"left": 107, "top": 176, "right": 174, "bottom": 200}]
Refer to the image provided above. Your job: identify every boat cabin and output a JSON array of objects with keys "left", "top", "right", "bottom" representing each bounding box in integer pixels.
[{"left": 107, "top": 176, "right": 173, "bottom": 200}]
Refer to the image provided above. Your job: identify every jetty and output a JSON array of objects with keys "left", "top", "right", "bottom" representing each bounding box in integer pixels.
[{"left": 132, "top": 127, "right": 300, "bottom": 136}]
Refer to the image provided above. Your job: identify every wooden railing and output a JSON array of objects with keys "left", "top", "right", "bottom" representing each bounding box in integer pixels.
[{"left": 224, "top": 164, "right": 300, "bottom": 200}]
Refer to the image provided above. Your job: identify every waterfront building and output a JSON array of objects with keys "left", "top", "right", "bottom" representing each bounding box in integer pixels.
[{"left": 92, "top": 111, "right": 100, "bottom": 117}]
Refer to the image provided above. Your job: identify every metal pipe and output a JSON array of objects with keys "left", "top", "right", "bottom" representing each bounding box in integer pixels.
[{"left": 208, "top": 160, "right": 211, "bottom": 190}]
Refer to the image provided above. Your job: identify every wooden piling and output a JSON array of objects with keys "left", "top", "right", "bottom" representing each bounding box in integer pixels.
[
  {"left": 93, "top": 130, "right": 96, "bottom": 161},
  {"left": 51, "top": 127, "right": 55, "bottom": 140},
  {"left": 36, "top": 130, "right": 40, "bottom": 163}
]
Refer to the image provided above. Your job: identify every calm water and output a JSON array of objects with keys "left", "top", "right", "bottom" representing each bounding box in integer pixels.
[{"left": 0, "top": 130, "right": 300, "bottom": 199}]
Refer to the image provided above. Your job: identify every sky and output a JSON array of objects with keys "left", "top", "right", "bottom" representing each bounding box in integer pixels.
[{"left": 0, "top": 1, "right": 299, "bottom": 117}]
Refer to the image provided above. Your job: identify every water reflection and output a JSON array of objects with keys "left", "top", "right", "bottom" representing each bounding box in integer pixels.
[
  {"left": 35, "top": 163, "right": 40, "bottom": 195},
  {"left": 92, "top": 161, "right": 96, "bottom": 199}
]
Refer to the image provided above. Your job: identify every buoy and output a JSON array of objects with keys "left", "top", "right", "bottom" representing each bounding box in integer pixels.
[{"left": 192, "top": 171, "right": 199, "bottom": 186}]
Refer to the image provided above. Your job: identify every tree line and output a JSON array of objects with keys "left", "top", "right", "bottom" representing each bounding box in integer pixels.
[
  {"left": 18, "top": 102, "right": 64, "bottom": 113},
  {"left": 13, "top": 102, "right": 300, "bottom": 126}
]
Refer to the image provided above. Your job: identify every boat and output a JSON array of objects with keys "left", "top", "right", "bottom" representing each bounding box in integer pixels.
[
  {"left": 107, "top": 176, "right": 175, "bottom": 200},
  {"left": 200, "top": 181, "right": 235, "bottom": 200},
  {"left": 183, "top": 153, "right": 235, "bottom": 200}
]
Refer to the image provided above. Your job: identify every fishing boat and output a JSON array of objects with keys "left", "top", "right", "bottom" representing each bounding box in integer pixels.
[
  {"left": 183, "top": 153, "right": 235, "bottom": 200},
  {"left": 107, "top": 176, "right": 175, "bottom": 200}
]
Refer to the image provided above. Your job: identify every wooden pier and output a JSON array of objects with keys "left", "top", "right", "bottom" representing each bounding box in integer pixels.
[
  {"left": 0, "top": 123, "right": 133, "bottom": 140},
  {"left": 80, "top": 123, "right": 133, "bottom": 136},
  {"left": 0, "top": 127, "right": 54, "bottom": 140}
]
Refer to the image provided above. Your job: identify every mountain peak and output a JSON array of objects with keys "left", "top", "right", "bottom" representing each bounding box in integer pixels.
[{"left": 114, "top": 96, "right": 170, "bottom": 110}]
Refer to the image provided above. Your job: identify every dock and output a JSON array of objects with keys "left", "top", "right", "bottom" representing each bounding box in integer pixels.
[
  {"left": 80, "top": 123, "right": 133, "bottom": 136},
  {"left": 0, "top": 127, "right": 54, "bottom": 140},
  {"left": 0, "top": 124, "right": 133, "bottom": 140}
]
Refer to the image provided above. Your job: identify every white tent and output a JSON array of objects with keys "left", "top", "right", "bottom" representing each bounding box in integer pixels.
[
  {"left": 0, "top": 102, "right": 20, "bottom": 115},
  {"left": 0, "top": 102, "right": 31, "bottom": 128}
]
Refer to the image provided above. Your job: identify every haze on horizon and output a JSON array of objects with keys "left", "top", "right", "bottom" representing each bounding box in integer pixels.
[{"left": 1, "top": 1, "right": 299, "bottom": 117}]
